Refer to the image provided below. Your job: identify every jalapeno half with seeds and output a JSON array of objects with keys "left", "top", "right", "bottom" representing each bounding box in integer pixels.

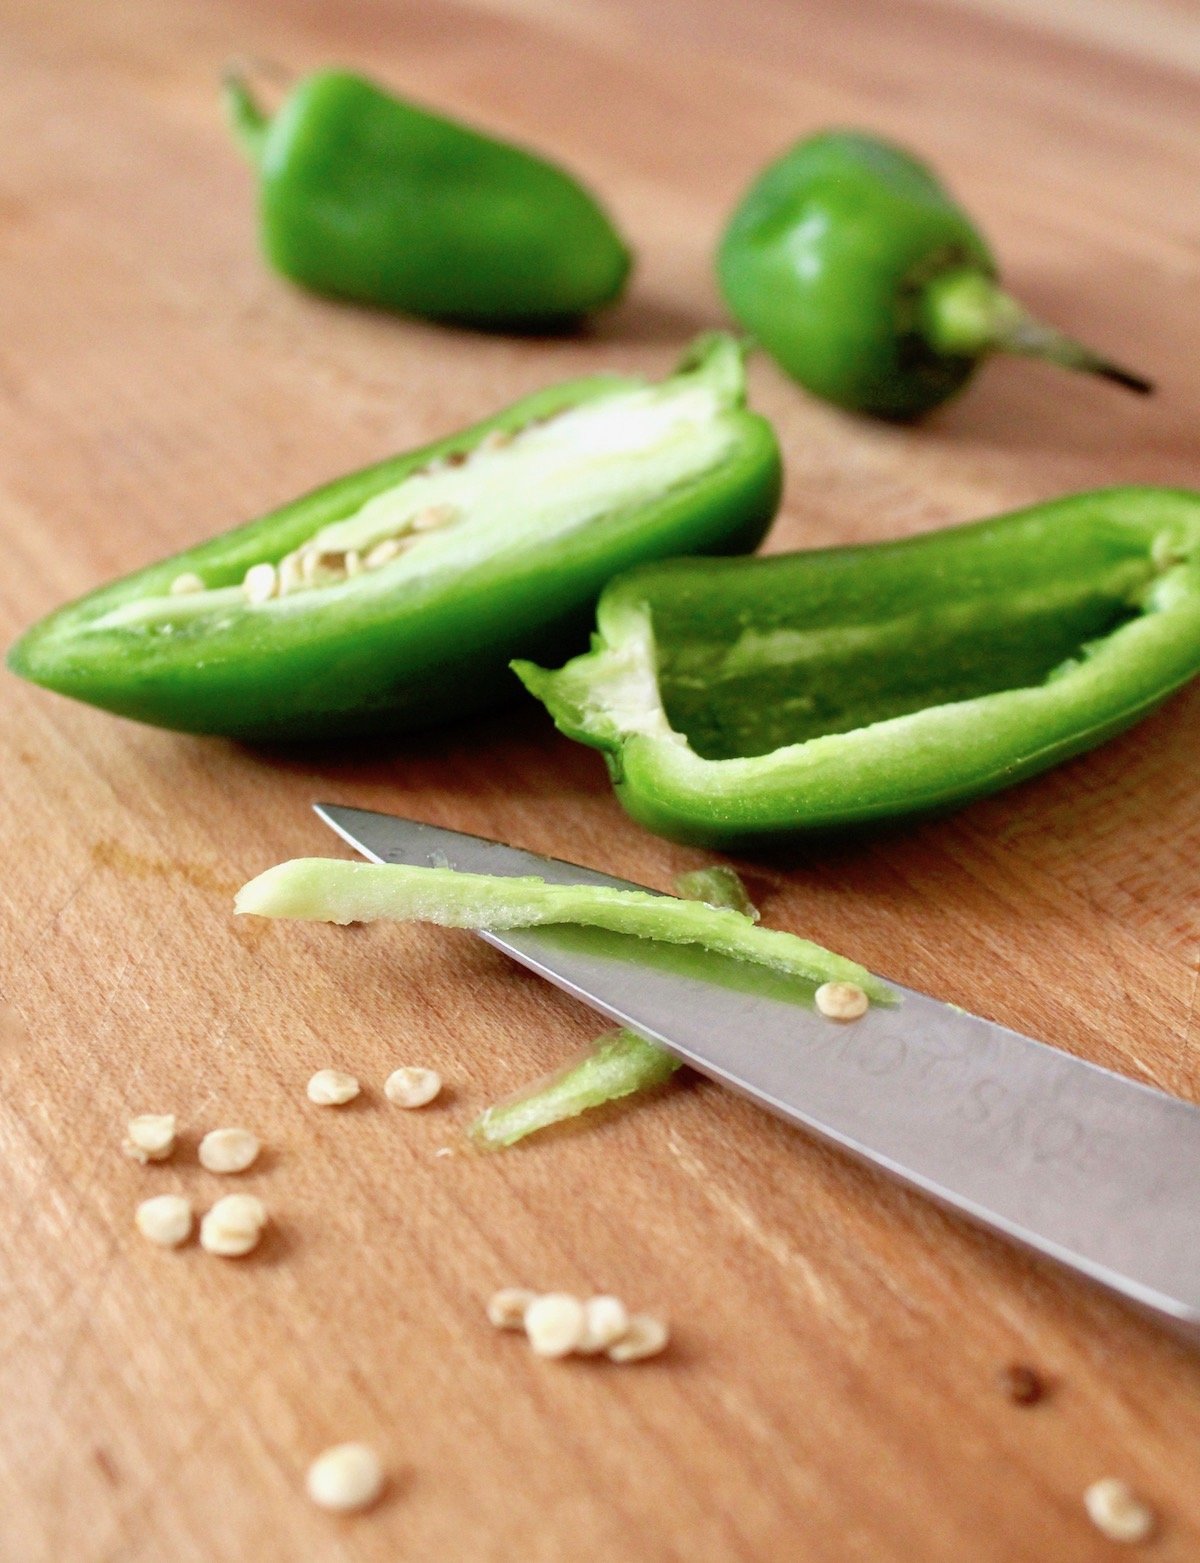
[{"left": 8, "top": 335, "right": 780, "bottom": 742}]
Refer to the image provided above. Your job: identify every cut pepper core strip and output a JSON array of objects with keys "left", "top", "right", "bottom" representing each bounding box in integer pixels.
[
  {"left": 468, "top": 864, "right": 758, "bottom": 1147},
  {"left": 234, "top": 859, "right": 891, "bottom": 1003},
  {"left": 470, "top": 1029, "right": 681, "bottom": 1150}
]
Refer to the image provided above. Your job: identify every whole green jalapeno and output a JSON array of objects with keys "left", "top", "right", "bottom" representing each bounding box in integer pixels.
[
  {"left": 717, "top": 131, "right": 1152, "bottom": 418},
  {"left": 224, "top": 66, "right": 632, "bottom": 328},
  {"left": 516, "top": 487, "right": 1200, "bottom": 846},
  {"left": 8, "top": 336, "right": 780, "bottom": 742}
]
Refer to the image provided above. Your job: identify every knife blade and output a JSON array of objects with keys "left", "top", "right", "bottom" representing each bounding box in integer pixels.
[{"left": 315, "top": 802, "right": 1200, "bottom": 1343}]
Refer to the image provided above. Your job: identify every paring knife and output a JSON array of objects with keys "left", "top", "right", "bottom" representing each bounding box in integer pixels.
[{"left": 316, "top": 803, "right": 1200, "bottom": 1345}]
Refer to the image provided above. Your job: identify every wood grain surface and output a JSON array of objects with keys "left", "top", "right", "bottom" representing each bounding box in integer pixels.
[{"left": 2, "top": 0, "right": 1199, "bottom": 1558}]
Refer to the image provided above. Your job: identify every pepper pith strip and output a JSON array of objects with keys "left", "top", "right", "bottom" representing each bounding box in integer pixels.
[
  {"left": 468, "top": 865, "right": 757, "bottom": 1147},
  {"left": 225, "top": 67, "right": 631, "bottom": 327},
  {"left": 8, "top": 336, "right": 780, "bottom": 741},
  {"left": 718, "top": 131, "right": 1151, "bottom": 418},
  {"left": 470, "top": 1030, "right": 681, "bottom": 1151},
  {"left": 234, "top": 860, "right": 892, "bottom": 1002},
  {"left": 515, "top": 487, "right": 1200, "bottom": 847}
]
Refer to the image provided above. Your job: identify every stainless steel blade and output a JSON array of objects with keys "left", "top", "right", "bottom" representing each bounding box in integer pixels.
[{"left": 316, "top": 803, "right": 1200, "bottom": 1340}]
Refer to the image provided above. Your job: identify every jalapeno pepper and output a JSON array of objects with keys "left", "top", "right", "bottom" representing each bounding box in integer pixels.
[
  {"left": 7, "top": 336, "right": 780, "bottom": 742},
  {"left": 224, "top": 67, "right": 631, "bottom": 328},
  {"left": 515, "top": 487, "right": 1200, "bottom": 847},
  {"left": 717, "top": 131, "right": 1152, "bottom": 418}
]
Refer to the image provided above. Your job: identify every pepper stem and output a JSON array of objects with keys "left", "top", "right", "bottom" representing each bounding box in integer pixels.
[
  {"left": 920, "top": 268, "right": 1153, "bottom": 395},
  {"left": 222, "top": 68, "right": 271, "bottom": 165}
]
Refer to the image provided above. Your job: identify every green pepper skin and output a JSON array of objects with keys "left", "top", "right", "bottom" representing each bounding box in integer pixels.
[
  {"left": 8, "top": 338, "right": 780, "bottom": 743},
  {"left": 718, "top": 132, "right": 1150, "bottom": 417},
  {"left": 516, "top": 488, "right": 1200, "bottom": 847},
  {"left": 227, "top": 69, "right": 631, "bottom": 328}
]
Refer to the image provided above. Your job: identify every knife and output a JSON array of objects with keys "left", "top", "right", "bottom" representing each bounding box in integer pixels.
[{"left": 315, "top": 803, "right": 1200, "bottom": 1344}]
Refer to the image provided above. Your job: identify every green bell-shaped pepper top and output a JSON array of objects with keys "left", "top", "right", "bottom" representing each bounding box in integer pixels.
[
  {"left": 8, "top": 336, "right": 780, "bottom": 743},
  {"left": 718, "top": 131, "right": 1150, "bottom": 417},
  {"left": 226, "top": 67, "right": 632, "bottom": 328},
  {"left": 516, "top": 487, "right": 1200, "bottom": 847}
]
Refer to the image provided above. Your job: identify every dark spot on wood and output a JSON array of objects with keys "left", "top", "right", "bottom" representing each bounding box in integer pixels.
[
  {"left": 1000, "top": 1362, "right": 1047, "bottom": 1405},
  {"left": 90, "top": 838, "right": 238, "bottom": 896},
  {"left": 92, "top": 1445, "right": 121, "bottom": 1486}
]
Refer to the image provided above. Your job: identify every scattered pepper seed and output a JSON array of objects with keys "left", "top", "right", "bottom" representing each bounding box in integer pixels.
[
  {"left": 384, "top": 1066, "right": 442, "bottom": 1108},
  {"left": 1001, "top": 1362, "right": 1046, "bottom": 1406},
  {"left": 1084, "top": 1478, "right": 1155, "bottom": 1544},
  {"left": 199, "top": 1193, "right": 268, "bottom": 1257},
  {"left": 487, "top": 1287, "right": 537, "bottom": 1330},
  {"left": 524, "top": 1293, "right": 588, "bottom": 1358},
  {"left": 606, "top": 1313, "right": 669, "bottom": 1363},
  {"left": 496, "top": 1288, "right": 665, "bottom": 1362},
  {"left": 134, "top": 1194, "right": 193, "bottom": 1248},
  {"left": 307, "top": 1069, "right": 361, "bottom": 1106},
  {"left": 306, "top": 1442, "right": 385, "bottom": 1513},
  {"left": 169, "top": 572, "right": 204, "bottom": 596},
  {"left": 122, "top": 1113, "right": 177, "bottom": 1164},
  {"left": 198, "top": 1127, "right": 261, "bottom": 1174},
  {"left": 578, "top": 1295, "right": 630, "bottom": 1355},
  {"left": 814, "top": 981, "right": 870, "bottom": 1021}
]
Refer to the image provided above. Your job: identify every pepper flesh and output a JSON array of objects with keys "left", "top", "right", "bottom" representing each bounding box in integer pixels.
[
  {"left": 225, "top": 68, "right": 631, "bottom": 327},
  {"left": 234, "top": 860, "right": 892, "bottom": 1001},
  {"left": 673, "top": 865, "right": 760, "bottom": 921},
  {"left": 718, "top": 131, "right": 1151, "bottom": 418},
  {"left": 515, "top": 487, "right": 1200, "bottom": 847},
  {"left": 8, "top": 336, "right": 780, "bottom": 741}
]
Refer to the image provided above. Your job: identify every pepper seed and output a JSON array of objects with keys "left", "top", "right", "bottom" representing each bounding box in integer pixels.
[
  {"left": 606, "top": 1314, "right": 669, "bottom": 1363},
  {"left": 242, "top": 562, "right": 278, "bottom": 603},
  {"left": 384, "top": 1066, "right": 442, "bottom": 1108},
  {"left": 1083, "top": 1478, "right": 1155, "bottom": 1544},
  {"left": 122, "top": 1113, "right": 177, "bottom": 1164},
  {"left": 306, "top": 1442, "right": 385, "bottom": 1513},
  {"left": 198, "top": 1127, "right": 260, "bottom": 1174},
  {"left": 278, "top": 551, "right": 304, "bottom": 595},
  {"left": 307, "top": 1069, "right": 361, "bottom": 1106},
  {"left": 364, "top": 537, "right": 404, "bottom": 571},
  {"left": 410, "top": 503, "right": 458, "bottom": 532},
  {"left": 487, "top": 1287, "right": 536, "bottom": 1330},
  {"left": 135, "top": 1194, "right": 193, "bottom": 1248},
  {"left": 578, "top": 1295, "right": 630, "bottom": 1354},
  {"left": 169, "top": 572, "right": 204, "bottom": 595},
  {"left": 814, "top": 981, "right": 869, "bottom": 1021},
  {"left": 524, "top": 1293, "right": 587, "bottom": 1358},
  {"left": 199, "top": 1193, "right": 268, "bottom": 1257}
]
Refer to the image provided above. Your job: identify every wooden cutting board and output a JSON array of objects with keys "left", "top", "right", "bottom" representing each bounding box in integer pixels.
[{"left": 2, "top": 0, "right": 1199, "bottom": 1557}]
